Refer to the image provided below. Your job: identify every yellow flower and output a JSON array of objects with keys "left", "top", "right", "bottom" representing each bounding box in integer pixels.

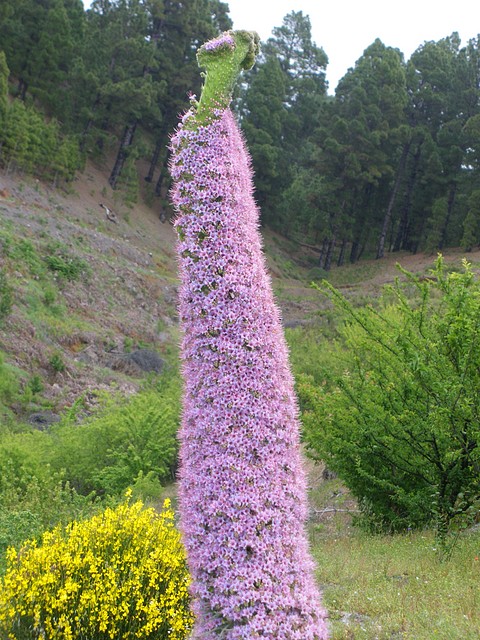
[{"left": 0, "top": 499, "right": 194, "bottom": 639}]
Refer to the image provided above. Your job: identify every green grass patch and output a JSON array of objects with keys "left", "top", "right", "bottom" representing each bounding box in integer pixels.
[
  {"left": 322, "top": 260, "right": 385, "bottom": 287},
  {"left": 312, "top": 528, "right": 480, "bottom": 639}
]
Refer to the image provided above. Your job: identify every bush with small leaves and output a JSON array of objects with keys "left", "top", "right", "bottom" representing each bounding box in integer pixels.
[
  {"left": 48, "top": 353, "right": 65, "bottom": 373},
  {"left": 43, "top": 249, "right": 89, "bottom": 281},
  {"left": 303, "top": 256, "right": 480, "bottom": 534},
  {"left": 48, "top": 384, "right": 181, "bottom": 497}
]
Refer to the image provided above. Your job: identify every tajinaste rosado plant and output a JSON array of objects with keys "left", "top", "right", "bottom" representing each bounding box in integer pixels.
[{"left": 169, "top": 30, "right": 328, "bottom": 639}]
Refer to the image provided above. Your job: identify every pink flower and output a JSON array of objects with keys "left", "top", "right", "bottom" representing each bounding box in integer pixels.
[{"left": 169, "top": 31, "right": 328, "bottom": 640}]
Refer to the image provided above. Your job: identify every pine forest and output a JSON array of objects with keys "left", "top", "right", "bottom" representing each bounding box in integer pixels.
[{"left": 1, "top": 2, "right": 479, "bottom": 265}]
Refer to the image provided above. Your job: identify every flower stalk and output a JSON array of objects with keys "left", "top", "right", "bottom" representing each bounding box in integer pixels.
[{"left": 169, "top": 30, "right": 328, "bottom": 639}]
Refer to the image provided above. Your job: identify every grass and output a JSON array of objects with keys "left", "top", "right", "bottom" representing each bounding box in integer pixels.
[
  {"left": 311, "top": 528, "right": 479, "bottom": 639},
  {"left": 306, "top": 472, "right": 480, "bottom": 638},
  {"left": 305, "top": 470, "right": 480, "bottom": 640},
  {"left": 322, "top": 259, "right": 385, "bottom": 287}
]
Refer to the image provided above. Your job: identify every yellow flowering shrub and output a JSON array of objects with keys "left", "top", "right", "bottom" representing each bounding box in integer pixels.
[{"left": 0, "top": 497, "right": 194, "bottom": 639}]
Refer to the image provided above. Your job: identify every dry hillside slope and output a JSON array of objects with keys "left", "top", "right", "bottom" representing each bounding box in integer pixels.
[{"left": 1, "top": 164, "right": 479, "bottom": 421}]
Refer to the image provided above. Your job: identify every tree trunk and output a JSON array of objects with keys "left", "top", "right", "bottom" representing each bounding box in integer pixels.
[
  {"left": 146, "top": 121, "right": 170, "bottom": 183},
  {"left": 350, "top": 239, "right": 360, "bottom": 263},
  {"left": 377, "top": 142, "right": 410, "bottom": 259},
  {"left": 109, "top": 120, "right": 138, "bottom": 189},
  {"left": 439, "top": 183, "right": 457, "bottom": 249},
  {"left": 394, "top": 144, "right": 422, "bottom": 252},
  {"left": 337, "top": 238, "right": 347, "bottom": 267},
  {"left": 324, "top": 236, "right": 336, "bottom": 271},
  {"left": 18, "top": 78, "right": 27, "bottom": 101},
  {"left": 145, "top": 137, "right": 162, "bottom": 183},
  {"left": 318, "top": 237, "right": 329, "bottom": 268},
  {"left": 155, "top": 162, "right": 169, "bottom": 196}
]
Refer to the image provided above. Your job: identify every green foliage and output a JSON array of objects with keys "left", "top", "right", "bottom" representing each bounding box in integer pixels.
[
  {"left": 0, "top": 478, "right": 97, "bottom": 576},
  {"left": 285, "top": 323, "right": 344, "bottom": 384},
  {"left": 0, "top": 3, "right": 479, "bottom": 253},
  {"left": 0, "top": 352, "right": 38, "bottom": 430},
  {"left": 0, "top": 508, "right": 41, "bottom": 565},
  {"left": 0, "top": 269, "right": 13, "bottom": 323},
  {"left": 0, "top": 353, "right": 19, "bottom": 427},
  {"left": 27, "top": 375, "right": 44, "bottom": 395},
  {"left": 461, "top": 190, "right": 480, "bottom": 251},
  {"left": 0, "top": 367, "right": 182, "bottom": 567},
  {"left": 0, "top": 99, "right": 82, "bottom": 181},
  {"left": 4, "top": 238, "right": 44, "bottom": 277},
  {"left": 42, "top": 285, "right": 56, "bottom": 307},
  {"left": 302, "top": 256, "right": 480, "bottom": 533},
  {"left": 43, "top": 244, "right": 90, "bottom": 281},
  {"left": 0, "top": 427, "right": 100, "bottom": 573},
  {"left": 0, "top": 51, "right": 8, "bottom": 126},
  {"left": 48, "top": 381, "right": 181, "bottom": 497},
  {"left": 48, "top": 352, "right": 65, "bottom": 373}
]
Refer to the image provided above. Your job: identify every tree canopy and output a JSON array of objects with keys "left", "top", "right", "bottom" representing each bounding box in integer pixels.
[{"left": 0, "top": 3, "right": 479, "bottom": 257}]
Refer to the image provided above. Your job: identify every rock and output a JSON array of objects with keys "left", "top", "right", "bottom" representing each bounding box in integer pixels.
[
  {"left": 125, "top": 349, "right": 165, "bottom": 373},
  {"left": 322, "top": 467, "right": 338, "bottom": 481},
  {"left": 340, "top": 611, "right": 372, "bottom": 626},
  {"left": 283, "top": 318, "right": 308, "bottom": 328},
  {"left": 108, "top": 348, "right": 165, "bottom": 376},
  {"left": 28, "top": 411, "right": 61, "bottom": 430}
]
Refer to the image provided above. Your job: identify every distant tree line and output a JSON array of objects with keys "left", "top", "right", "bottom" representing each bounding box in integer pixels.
[
  {"left": 239, "top": 15, "right": 480, "bottom": 264},
  {"left": 0, "top": 2, "right": 479, "bottom": 262},
  {"left": 0, "top": 0, "right": 231, "bottom": 198}
]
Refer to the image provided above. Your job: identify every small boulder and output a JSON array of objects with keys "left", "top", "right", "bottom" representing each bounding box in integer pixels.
[
  {"left": 106, "top": 349, "right": 165, "bottom": 376},
  {"left": 125, "top": 349, "right": 165, "bottom": 373},
  {"left": 28, "top": 411, "right": 61, "bottom": 430}
]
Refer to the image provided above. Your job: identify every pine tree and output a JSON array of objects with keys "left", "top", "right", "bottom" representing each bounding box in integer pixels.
[
  {"left": 0, "top": 52, "right": 9, "bottom": 132},
  {"left": 461, "top": 190, "right": 480, "bottom": 251}
]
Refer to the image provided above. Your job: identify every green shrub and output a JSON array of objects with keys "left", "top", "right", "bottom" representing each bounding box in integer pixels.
[
  {"left": 302, "top": 256, "right": 480, "bottom": 534},
  {"left": 43, "top": 248, "right": 89, "bottom": 281},
  {"left": 1, "top": 99, "right": 82, "bottom": 182},
  {"left": 27, "top": 375, "right": 44, "bottom": 395},
  {"left": 0, "top": 508, "right": 42, "bottom": 571},
  {"left": 0, "top": 430, "right": 100, "bottom": 573},
  {"left": 0, "top": 498, "right": 194, "bottom": 639},
  {"left": 5, "top": 239, "right": 45, "bottom": 277},
  {"left": 49, "top": 381, "right": 181, "bottom": 497},
  {"left": 0, "top": 353, "right": 20, "bottom": 428},
  {"left": 48, "top": 352, "right": 65, "bottom": 373},
  {"left": 42, "top": 285, "right": 56, "bottom": 307}
]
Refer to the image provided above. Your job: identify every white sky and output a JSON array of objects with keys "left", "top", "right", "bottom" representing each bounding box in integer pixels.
[{"left": 82, "top": 0, "right": 480, "bottom": 92}]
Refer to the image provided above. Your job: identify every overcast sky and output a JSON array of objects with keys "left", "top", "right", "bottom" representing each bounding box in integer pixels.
[{"left": 82, "top": 0, "right": 480, "bottom": 92}]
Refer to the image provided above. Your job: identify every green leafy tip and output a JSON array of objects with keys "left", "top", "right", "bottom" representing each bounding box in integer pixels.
[{"left": 195, "top": 30, "right": 260, "bottom": 120}]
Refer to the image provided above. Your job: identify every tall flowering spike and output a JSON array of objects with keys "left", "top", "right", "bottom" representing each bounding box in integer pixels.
[{"left": 169, "top": 30, "right": 328, "bottom": 639}]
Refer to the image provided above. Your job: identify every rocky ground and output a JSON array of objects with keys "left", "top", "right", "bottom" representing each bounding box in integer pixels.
[{"left": 0, "top": 162, "right": 181, "bottom": 416}]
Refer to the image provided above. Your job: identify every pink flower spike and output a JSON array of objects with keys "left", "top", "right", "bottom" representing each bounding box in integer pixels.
[{"left": 169, "top": 30, "right": 329, "bottom": 639}]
